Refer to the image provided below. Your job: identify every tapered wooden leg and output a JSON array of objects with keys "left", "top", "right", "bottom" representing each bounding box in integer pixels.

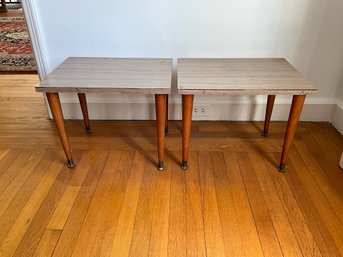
[
  {"left": 181, "top": 94, "right": 194, "bottom": 170},
  {"left": 165, "top": 95, "right": 169, "bottom": 134},
  {"left": 262, "top": 95, "right": 276, "bottom": 137},
  {"left": 77, "top": 93, "right": 91, "bottom": 133},
  {"left": 46, "top": 93, "right": 75, "bottom": 168},
  {"left": 155, "top": 94, "right": 167, "bottom": 171},
  {"left": 279, "top": 95, "right": 306, "bottom": 172}
]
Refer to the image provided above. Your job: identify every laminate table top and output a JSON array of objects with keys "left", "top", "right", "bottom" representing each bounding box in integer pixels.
[
  {"left": 36, "top": 57, "right": 173, "bottom": 94},
  {"left": 177, "top": 58, "right": 317, "bottom": 95}
]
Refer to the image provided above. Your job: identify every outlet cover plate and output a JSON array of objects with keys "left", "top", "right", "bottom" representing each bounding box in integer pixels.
[{"left": 193, "top": 104, "right": 210, "bottom": 118}]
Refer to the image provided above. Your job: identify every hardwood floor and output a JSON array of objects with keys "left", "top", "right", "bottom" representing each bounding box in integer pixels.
[
  {"left": 0, "top": 74, "right": 343, "bottom": 257},
  {"left": 0, "top": 9, "right": 23, "bottom": 18}
]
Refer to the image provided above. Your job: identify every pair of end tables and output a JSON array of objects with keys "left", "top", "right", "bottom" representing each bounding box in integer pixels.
[{"left": 35, "top": 57, "right": 317, "bottom": 172}]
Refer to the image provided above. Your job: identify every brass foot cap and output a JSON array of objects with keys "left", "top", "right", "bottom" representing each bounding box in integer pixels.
[
  {"left": 67, "top": 160, "right": 75, "bottom": 169},
  {"left": 278, "top": 164, "right": 286, "bottom": 173},
  {"left": 181, "top": 161, "right": 188, "bottom": 170},
  {"left": 85, "top": 126, "right": 92, "bottom": 134},
  {"left": 157, "top": 161, "right": 165, "bottom": 171},
  {"left": 261, "top": 131, "right": 269, "bottom": 137}
]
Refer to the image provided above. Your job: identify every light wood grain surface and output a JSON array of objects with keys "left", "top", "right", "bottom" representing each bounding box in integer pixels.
[
  {"left": 177, "top": 58, "right": 317, "bottom": 95},
  {"left": 36, "top": 58, "right": 172, "bottom": 94}
]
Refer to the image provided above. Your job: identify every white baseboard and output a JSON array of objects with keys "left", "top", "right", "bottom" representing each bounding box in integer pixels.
[
  {"left": 331, "top": 100, "right": 343, "bottom": 135},
  {"left": 59, "top": 94, "right": 336, "bottom": 122}
]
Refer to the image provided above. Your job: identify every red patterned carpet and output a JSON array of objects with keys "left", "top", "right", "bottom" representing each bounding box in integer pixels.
[{"left": 0, "top": 17, "right": 37, "bottom": 72}]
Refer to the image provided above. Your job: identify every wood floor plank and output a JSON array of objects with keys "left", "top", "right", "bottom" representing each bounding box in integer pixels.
[
  {"left": 283, "top": 151, "right": 341, "bottom": 257},
  {"left": 265, "top": 153, "right": 323, "bottom": 257},
  {"left": 312, "top": 126, "right": 343, "bottom": 167},
  {"left": 300, "top": 133, "right": 343, "bottom": 196},
  {"left": 198, "top": 151, "right": 226, "bottom": 257},
  {"left": 324, "top": 125, "right": 343, "bottom": 148},
  {"left": 0, "top": 150, "right": 32, "bottom": 195},
  {"left": 71, "top": 151, "right": 122, "bottom": 257},
  {"left": 12, "top": 151, "right": 83, "bottom": 257},
  {"left": 52, "top": 150, "right": 110, "bottom": 257},
  {"left": 128, "top": 153, "right": 157, "bottom": 257},
  {"left": 148, "top": 153, "right": 171, "bottom": 257},
  {"left": 311, "top": 128, "right": 343, "bottom": 165},
  {"left": 0, "top": 86, "right": 39, "bottom": 98},
  {"left": 288, "top": 146, "right": 342, "bottom": 226},
  {"left": 0, "top": 151, "right": 57, "bottom": 244},
  {"left": 168, "top": 152, "right": 187, "bottom": 257},
  {"left": 0, "top": 136, "right": 284, "bottom": 153},
  {"left": 237, "top": 153, "right": 283, "bottom": 257},
  {"left": 33, "top": 229, "right": 61, "bottom": 257},
  {"left": 326, "top": 225, "right": 343, "bottom": 256},
  {"left": 47, "top": 150, "right": 97, "bottom": 230},
  {"left": 0, "top": 155, "right": 65, "bottom": 257},
  {"left": 89, "top": 151, "right": 135, "bottom": 257},
  {"left": 294, "top": 139, "right": 343, "bottom": 224},
  {"left": 0, "top": 150, "right": 46, "bottom": 218},
  {"left": 211, "top": 151, "right": 246, "bottom": 257},
  {"left": 185, "top": 151, "right": 207, "bottom": 257},
  {"left": 223, "top": 152, "right": 264, "bottom": 257},
  {"left": 109, "top": 151, "right": 146, "bottom": 257},
  {"left": 0, "top": 149, "right": 10, "bottom": 161},
  {"left": 0, "top": 75, "right": 38, "bottom": 83},
  {"left": 248, "top": 152, "right": 303, "bottom": 257}
]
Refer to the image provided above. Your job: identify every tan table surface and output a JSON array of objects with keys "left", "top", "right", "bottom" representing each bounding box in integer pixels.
[
  {"left": 36, "top": 57, "right": 173, "bottom": 94},
  {"left": 177, "top": 58, "right": 317, "bottom": 95}
]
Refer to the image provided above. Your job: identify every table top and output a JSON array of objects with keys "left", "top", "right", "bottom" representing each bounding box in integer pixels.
[
  {"left": 177, "top": 58, "right": 317, "bottom": 95},
  {"left": 36, "top": 57, "right": 173, "bottom": 94}
]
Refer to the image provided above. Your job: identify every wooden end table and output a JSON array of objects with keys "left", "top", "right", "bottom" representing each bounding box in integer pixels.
[
  {"left": 36, "top": 57, "right": 172, "bottom": 170},
  {"left": 177, "top": 58, "right": 317, "bottom": 172}
]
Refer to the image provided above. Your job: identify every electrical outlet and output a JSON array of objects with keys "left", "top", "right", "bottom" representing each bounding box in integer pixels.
[{"left": 193, "top": 105, "right": 209, "bottom": 117}]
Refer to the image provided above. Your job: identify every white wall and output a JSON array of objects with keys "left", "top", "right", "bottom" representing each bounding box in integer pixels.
[
  {"left": 316, "top": 0, "right": 343, "bottom": 135},
  {"left": 307, "top": 0, "right": 343, "bottom": 100},
  {"left": 35, "top": 0, "right": 327, "bottom": 71},
  {"left": 331, "top": 69, "right": 343, "bottom": 134},
  {"left": 25, "top": 0, "right": 343, "bottom": 126}
]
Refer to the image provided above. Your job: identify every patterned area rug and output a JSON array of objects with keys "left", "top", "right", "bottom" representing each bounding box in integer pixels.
[{"left": 0, "top": 17, "right": 37, "bottom": 72}]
